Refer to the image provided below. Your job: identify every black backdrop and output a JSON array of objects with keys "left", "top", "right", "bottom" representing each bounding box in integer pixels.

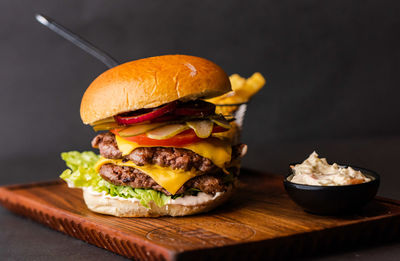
[{"left": 0, "top": 0, "right": 399, "bottom": 168}]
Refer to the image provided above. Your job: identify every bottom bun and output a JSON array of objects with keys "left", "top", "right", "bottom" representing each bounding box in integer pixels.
[{"left": 83, "top": 186, "right": 234, "bottom": 217}]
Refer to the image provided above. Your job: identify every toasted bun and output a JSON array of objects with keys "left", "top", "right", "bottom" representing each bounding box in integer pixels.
[
  {"left": 82, "top": 186, "right": 234, "bottom": 217},
  {"left": 80, "top": 55, "right": 231, "bottom": 124}
]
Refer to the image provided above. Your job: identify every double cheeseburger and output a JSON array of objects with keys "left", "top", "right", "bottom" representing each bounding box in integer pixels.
[{"left": 60, "top": 55, "right": 247, "bottom": 217}]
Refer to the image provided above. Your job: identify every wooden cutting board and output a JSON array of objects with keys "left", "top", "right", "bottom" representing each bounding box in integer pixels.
[{"left": 1, "top": 169, "right": 400, "bottom": 260}]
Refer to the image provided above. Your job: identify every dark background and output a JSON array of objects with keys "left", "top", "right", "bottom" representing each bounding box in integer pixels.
[{"left": 0, "top": 1, "right": 400, "bottom": 260}]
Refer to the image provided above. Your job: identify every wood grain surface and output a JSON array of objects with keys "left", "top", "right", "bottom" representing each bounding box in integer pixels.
[{"left": 0, "top": 169, "right": 400, "bottom": 260}]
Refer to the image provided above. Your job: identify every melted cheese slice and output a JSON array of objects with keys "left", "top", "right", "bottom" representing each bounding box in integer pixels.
[
  {"left": 95, "top": 158, "right": 199, "bottom": 195},
  {"left": 115, "top": 135, "right": 232, "bottom": 169},
  {"left": 97, "top": 136, "right": 233, "bottom": 195}
]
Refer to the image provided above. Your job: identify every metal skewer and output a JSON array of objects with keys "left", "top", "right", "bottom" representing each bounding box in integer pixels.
[{"left": 35, "top": 14, "right": 119, "bottom": 68}]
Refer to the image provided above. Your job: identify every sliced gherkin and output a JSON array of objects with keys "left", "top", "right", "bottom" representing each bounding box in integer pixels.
[
  {"left": 186, "top": 120, "right": 214, "bottom": 138},
  {"left": 146, "top": 124, "right": 189, "bottom": 140},
  {"left": 118, "top": 123, "right": 166, "bottom": 137}
]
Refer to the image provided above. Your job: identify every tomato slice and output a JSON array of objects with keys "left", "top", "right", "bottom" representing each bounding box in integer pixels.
[
  {"left": 111, "top": 129, "right": 200, "bottom": 146},
  {"left": 111, "top": 125, "right": 227, "bottom": 147}
]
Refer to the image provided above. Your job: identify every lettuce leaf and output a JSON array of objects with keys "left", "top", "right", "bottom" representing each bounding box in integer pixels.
[{"left": 60, "top": 151, "right": 170, "bottom": 208}]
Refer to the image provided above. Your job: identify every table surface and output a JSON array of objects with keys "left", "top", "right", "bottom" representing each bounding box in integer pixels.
[{"left": 1, "top": 136, "right": 400, "bottom": 260}]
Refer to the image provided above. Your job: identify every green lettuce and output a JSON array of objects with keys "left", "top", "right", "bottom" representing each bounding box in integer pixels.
[{"left": 60, "top": 151, "right": 170, "bottom": 208}]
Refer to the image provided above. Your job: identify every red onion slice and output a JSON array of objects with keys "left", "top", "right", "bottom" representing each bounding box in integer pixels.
[{"left": 115, "top": 102, "right": 177, "bottom": 125}]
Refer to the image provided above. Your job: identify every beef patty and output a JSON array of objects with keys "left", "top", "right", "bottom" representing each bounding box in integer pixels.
[
  {"left": 92, "top": 132, "right": 245, "bottom": 173},
  {"left": 99, "top": 163, "right": 231, "bottom": 196}
]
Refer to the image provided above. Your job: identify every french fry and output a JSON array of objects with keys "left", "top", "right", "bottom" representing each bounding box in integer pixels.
[
  {"left": 207, "top": 72, "right": 266, "bottom": 116},
  {"left": 236, "top": 72, "right": 265, "bottom": 101},
  {"left": 230, "top": 74, "right": 246, "bottom": 92}
]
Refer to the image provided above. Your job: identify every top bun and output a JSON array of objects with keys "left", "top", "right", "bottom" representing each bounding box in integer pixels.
[{"left": 80, "top": 55, "right": 231, "bottom": 124}]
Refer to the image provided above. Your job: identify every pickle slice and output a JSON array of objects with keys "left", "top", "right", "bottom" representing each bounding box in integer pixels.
[
  {"left": 119, "top": 123, "right": 165, "bottom": 137},
  {"left": 146, "top": 124, "right": 189, "bottom": 140},
  {"left": 209, "top": 115, "right": 231, "bottom": 129},
  {"left": 92, "top": 122, "right": 120, "bottom": 131},
  {"left": 187, "top": 120, "right": 214, "bottom": 138}
]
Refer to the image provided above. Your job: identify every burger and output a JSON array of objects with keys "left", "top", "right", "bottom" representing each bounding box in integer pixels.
[{"left": 60, "top": 55, "right": 247, "bottom": 217}]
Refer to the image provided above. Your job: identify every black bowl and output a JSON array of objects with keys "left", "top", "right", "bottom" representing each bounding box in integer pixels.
[{"left": 283, "top": 165, "right": 380, "bottom": 215}]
